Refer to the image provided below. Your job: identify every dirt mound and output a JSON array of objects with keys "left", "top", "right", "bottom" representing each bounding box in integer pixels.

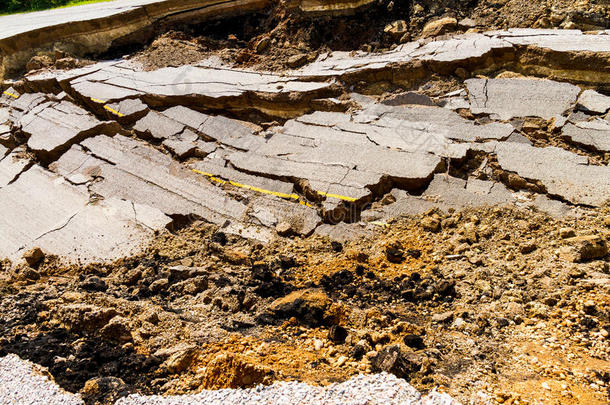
[
  {"left": 132, "top": 0, "right": 609, "bottom": 71},
  {"left": 1, "top": 205, "right": 608, "bottom": 404}
]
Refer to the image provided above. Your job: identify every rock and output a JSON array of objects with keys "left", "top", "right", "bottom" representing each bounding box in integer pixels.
[
  {"left": 276, "top": 221, "right": 294, "bottom": 236},
  {"left": 328, "top": 325, "right": 348, "bottom": 343},
  {"left": 287, "top": 54, "right": 308, "bottom": 68},
  {"left": 313, "top": 339, "right": 323, "bottom": 351},
  {"left": 421, "top": 17, "right": 457, "bottom": 38},
  {"left": 223, "top": 249, "right": 251, "bottom": 266},
  {"left": 162, "top": 346, "right": 199, "bottom": 374},
  {"left": 431, "top": 311, "right": 453, "bottom": 323},
  {"left": 350, "top": 339, "right": 371, "bottom": 360},
  {"left": 22, "top": 247, "right": 44, "bottom": 267},
  {"left": 520, "top": 242, "right": 537, "bottom": 254},
  {"left": 336, "top": 355, "right": 348, "bottom": 367},
  {"left": 122, "top": 268, "right": 142, "bottom": 286},
  {"left": 201, "top": 353, "right": 273, "bottom": 389},
  {"left": 99, "top": 316, "right": 133, "bottom": 343},
  {"left": 458, "top": 18, "right": 476, "bottom": 29},
  {"left": 559, "top": 227, "right": 576, "bottom": 239},
  {"left": 169, "top": 276, "right": 208, "bottom": 295},
  {"left": 150, "top": 278, "right": 169, "bottom": 293},
  {"left": 402, "top": 334, "right": 425, "bottom": 350},
  {"left": 421, "top": 216, "right": 441, "bottom": 232},
  {"left": 381, "top": 92, "right": 435, "bottom": 107},
  {"left": 384, "top": 20, "right": 408, "bottom": 39},
  {"left": 549, "top": 12, "right": 565, "bottom": 26},
  {"left": 260, "top": 288, "right": 335, "bottom": 327},
  {"left": 15, "top": 266, "right": 40, "bottom": 281},
  {"left": 583, "top": 300, "right": 596, "bottom": 315},
  {"left": 255, "top": 37, "right": 270, "bottom": 53},
  {"left": 559, "top": 235, "right": 608, "bottom": 262},
  {"left": 463, "top": 222, "right": 478, "bottom": 244},
  {"left": 78, "top": 276, "right": 107, "bottom": 292},
  {"left": 370, "top": 345, "right": 421, "bottom": 378},
  {"left": 385, "top": 242, "right": 405, "bottom": 263},
  {"left": 57, "top": 304, "right": 118, "bottom": 332},
  {"left": 26, "top": 55, "right": 53, "bottom": 72},
  {"left": 81, "top": 376, "right": 130, "bottom": 404}
]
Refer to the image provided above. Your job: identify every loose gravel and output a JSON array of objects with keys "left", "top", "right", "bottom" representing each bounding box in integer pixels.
[
  {"left": 117, "top": 373, "right": 460, "bottom": 405},
  {"left": 0, "top": 354, "right": 84, "bottom": 405},
  {"left": 0, "top": 354, "right": 459, "bottom": 405}
]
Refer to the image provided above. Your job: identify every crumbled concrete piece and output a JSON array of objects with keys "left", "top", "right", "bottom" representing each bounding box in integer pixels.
[
  {"left": 576, "top": 89, "right": 610, "bottom": 114},
  {"left": 466, "top": 78, "right": 580, "bottom": 120}
]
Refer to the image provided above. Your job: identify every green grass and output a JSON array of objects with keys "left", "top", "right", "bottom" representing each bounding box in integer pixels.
[{"left": 0, "top": 0, "right": 114, "bottom": 16}]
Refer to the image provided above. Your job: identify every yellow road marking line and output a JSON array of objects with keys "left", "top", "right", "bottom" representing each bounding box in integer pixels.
[
  {"left": 3, "top": 91, "right": 19, "bottom": 99},
  {"left": 191, "top": 169, "right": 314, "bottom": 206},
  {"left": 315, "top": 190, "right": 358, "bottom": 202},
  {"left": 90, "top": 97, "right": 124, "bottom": 117},
  {"left": 103, "top": 105, "right": 125, "bottom": 117}
]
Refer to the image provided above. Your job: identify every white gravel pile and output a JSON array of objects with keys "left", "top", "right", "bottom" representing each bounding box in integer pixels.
[
  {"left": 0, "top": 354, "right": 84, "bottom": 405},
  {"left": 117, "top": 373, "right": 460, "bottom": 405},
  {"left": 0, "top": 355, "right": 460, "bottom": 405}
]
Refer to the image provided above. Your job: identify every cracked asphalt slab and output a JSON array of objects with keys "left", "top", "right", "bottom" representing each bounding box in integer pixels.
[
  {"left": 0, "top": 10, "right": 609, "bottom": 403},
  {"left": 1, "top": 29, "right": 610, "bottom": 261}
]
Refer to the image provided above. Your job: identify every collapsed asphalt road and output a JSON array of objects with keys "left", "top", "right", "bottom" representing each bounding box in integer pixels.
[{"left": 0, "top": 1, "right": 609, "bottom": 404}]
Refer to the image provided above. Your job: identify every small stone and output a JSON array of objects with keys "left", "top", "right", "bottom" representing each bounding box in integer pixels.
[
  {"left": 328, "top": 325, "right": 348, "bottom": 343},
  {"left": 520, "top": 242, "right": 537, "bottom": 254},
  {"left": 276, "top": 221, "right": 294, "bottom": 237},
  {"left": 150, "top": 278, "right": 169, "bottom": 293},
  {"left": 350, "top": 340, "right": 371, "bottom": 360},
  {"left": 79, "top": 276, "right": 107, "bottom": 292},
  {"left": 100, "top": 316, "right": 132, "bottom": 343},
  {"left": 549, "top": 12, "right": 565, "bottom": 25},
  {"left": 583, "top": 300, "right": 596, "bottom": 315},
  {"left": 384, "top": 20, "right": 408, "bottom": 39},
  {"left": 255, "top": 37, "right": 270, "bottom": 53},
  {"left": 431, "top": 311, "right": 453, "bottom": 323},
  {"left": 559, "top": 227, "right": 576, "bottom": 238},
  {"left": 162, "top": 346, "right": 198, "bottom": 374},
  {"left": 542, "top": 381, "right": 551, "bottom": 390},
  {"left": 463, "top": 222, "right": 478, "bottom": 244},
  {"left": 26, "top": 55, "right": 53, "bottom": 72},
  {"left": 370, "top": 345, "right": 421, "bottom": 378},
  {"left": 81, "top": 376, "right": 130, "bottom": 404},
  {"left": 122, "top": 268, "right": 142, "bottom": 286},
  {"left": 313, "top": 339, "right": 323, "bottom": 351},
  {"left": 260, "top": 289, "right": 335, "bottom": 327},
  {"left": 287, "top": 54, "right": 308, "bottom": 68},
  {"left": 559, "top": 235, "right": 607, "bottom": 262},
  {"left": 421, "top": 216, "right": 441, "bottom": 232},
  {"left": 421, "top": 17, "right": 457, "bottom": 38},
  {"left": 17, "top": 266, "right": 40, "bottom": 281},
  {"left": 385, "top": 242, "right": 404, "bottom": 263},
  {"left": 402, "top": 334, "right": 425, "bottom": 350},
  {"left": 336, "top": 355, "right": 348, "bottom": 367},
  {"left": 600, "top": 329, "right": 609, "bottom": 338},
  {"left": 458, "top": 18, "right": 476, "bottom": 29},
  {"left": 22, "top": 247, "right": 44, "bottom": 267}
]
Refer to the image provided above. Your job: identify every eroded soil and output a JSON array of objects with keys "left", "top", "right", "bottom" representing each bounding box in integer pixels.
[{"left": 0, "top": 206, "right": 608, "bottom": 404}]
